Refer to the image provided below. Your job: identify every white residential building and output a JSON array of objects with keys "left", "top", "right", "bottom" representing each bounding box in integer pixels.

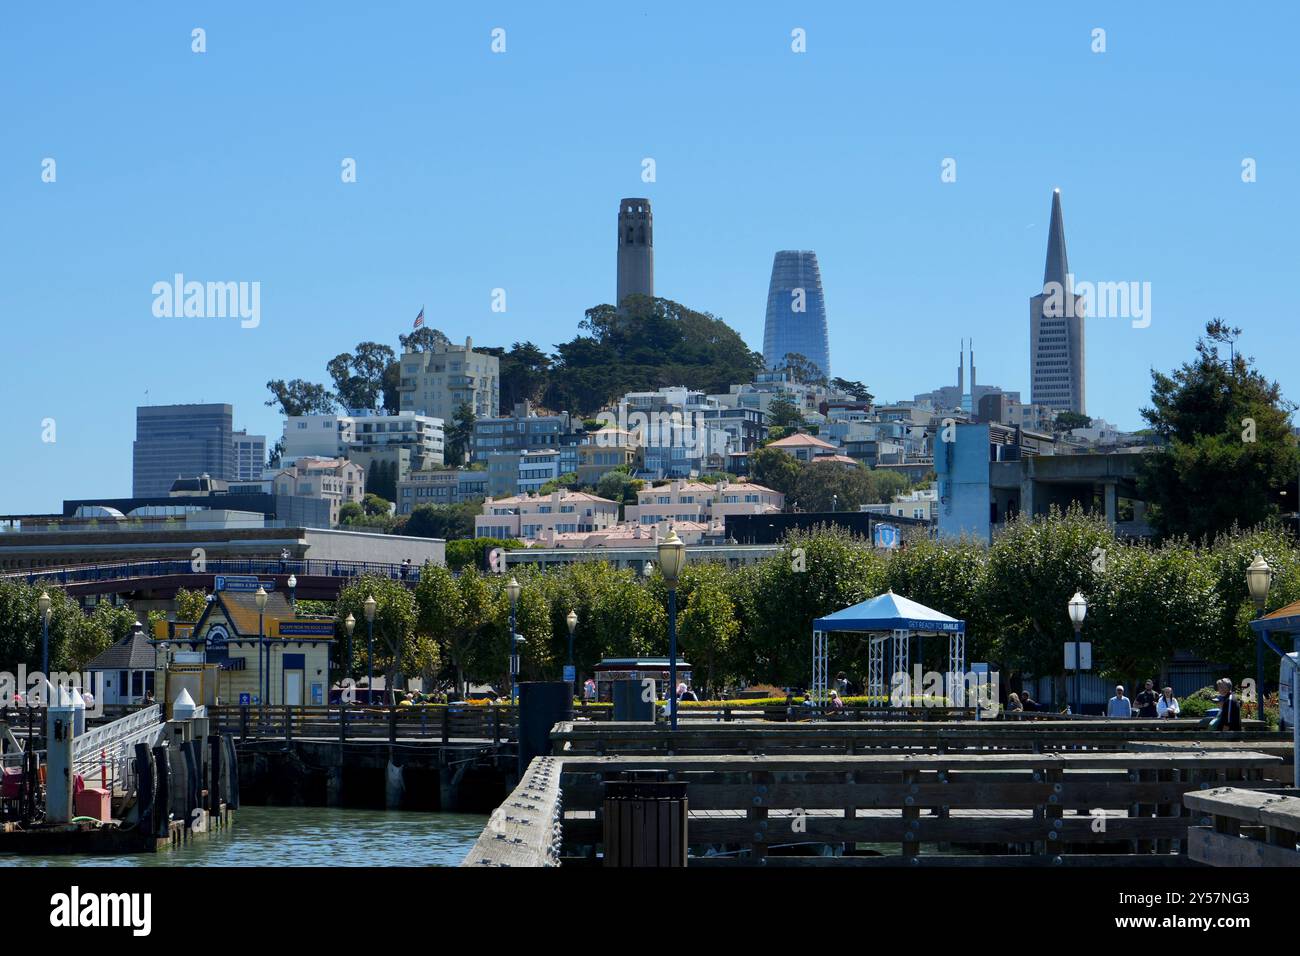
[
  {"left": 475, "top": 490, "right": 621, "bottom": 541},
  {"left": 625, "top": 479, "right": 784, "bottom": 526},
  {"left": 270, "top": 457, "right": 365, "bottom": 527},
  {"left": 283, "top": 411, "right": 444, "bottom": 472},
  {"left": 398, "top": 337, "right": 500, "bottom": 425}
]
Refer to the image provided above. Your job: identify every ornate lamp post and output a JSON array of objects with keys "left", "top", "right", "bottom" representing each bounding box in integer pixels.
[
  {"left": 657, "top": 529, "right": 687, "bottom": 730},
  {"left": 506, "top": 577, "right": 522, "bottom": 703},
  {"left": 566, "top": 609, "right": 578, "bottom": 696},
  {"left": 343, "top": 612, "right": 356, "bottom": 683},
  {"left": 287, "top": 573, "right": 297, "bottom": 611},
  {"left": 1247, "top": 554, "right": 1272, "bottom": 718},
  {"left": 363, "top": 595, "right": 377, "bottom": 705},
  {"left": 1067, "top": 591, "right": 1087, "bottom": 717},
  {"left": 255, "top": 586, "right": 268, "bottom": 706},
  {"left": 37, "top": 591, "right": 51, "bottom": 683}
]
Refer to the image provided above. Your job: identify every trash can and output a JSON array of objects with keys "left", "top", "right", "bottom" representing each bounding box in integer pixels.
[
  {"left": 612, "top": 679, "right": 654, "bottom": 722},
  {"left": 602, "top": 770, "right": 688, "bottom": 867}
]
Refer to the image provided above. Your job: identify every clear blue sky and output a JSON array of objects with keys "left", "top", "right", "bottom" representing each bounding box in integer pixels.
[{"left": 3, "top": 2, "right": 1297, "bottom": 514}]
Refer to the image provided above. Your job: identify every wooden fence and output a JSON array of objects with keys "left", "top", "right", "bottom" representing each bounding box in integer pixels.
[
  {"left": 208, "top": 703, "right": 618, "bottom": 743},
  {"left": 551, "top": 719, "right": 1286, "bottom": 758},
  {"left": 557, "top": 750, "right": 1282, "bottom": 866},
  {"left": 1184, "top": 787, "right": 1300, "bottom": 866}
]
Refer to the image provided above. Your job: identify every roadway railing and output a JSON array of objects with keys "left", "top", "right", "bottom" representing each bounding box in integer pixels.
[{"left": 3, "top": 557, "right": 427, "bottom": 588}]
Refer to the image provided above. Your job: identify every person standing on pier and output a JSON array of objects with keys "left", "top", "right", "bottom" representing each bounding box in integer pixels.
[
  {"left": 1135, "top": 679, "right": 1159, "bottom": 718},
  {"left": 1212, "top": 679, "right": 1242, "bottom": 731},
  {"left": 1106, "top": 685, "right": 1132, "bottom": 718},
  {"left": 1157, "top": 686, "right": 1180, "bottom": 718}
]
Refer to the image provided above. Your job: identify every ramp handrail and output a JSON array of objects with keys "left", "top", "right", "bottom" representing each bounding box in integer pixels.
[{"left": 72, "top": 704, "right": 165, "bottom": 795}]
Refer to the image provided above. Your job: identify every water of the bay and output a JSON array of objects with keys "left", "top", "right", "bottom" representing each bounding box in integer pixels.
[{"left": 0, "top": 807, "right": 488, "bottom": 867}]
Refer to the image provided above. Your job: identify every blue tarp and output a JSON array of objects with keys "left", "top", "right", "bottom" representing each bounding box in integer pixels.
[{"left": 813, "top": 590, "right": 964, "bottom": 634}]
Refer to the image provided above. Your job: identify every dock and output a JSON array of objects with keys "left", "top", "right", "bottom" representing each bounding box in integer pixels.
[{"left": 464, "top": 717, "right": 1296, "bottom": 867}]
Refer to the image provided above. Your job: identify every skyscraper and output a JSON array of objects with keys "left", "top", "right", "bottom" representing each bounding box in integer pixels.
[
  {"left": 616, "top": 198, "right": 654, "bottom": 305},
  {"left": 133, "top": 403, "right": 235, "bottom": 496},
  {"left": 763, "top": 250, "right": 831, "bottom": 380},
  {"left": 1029, "top": 189, "right": 1086, "bottom": 414}
]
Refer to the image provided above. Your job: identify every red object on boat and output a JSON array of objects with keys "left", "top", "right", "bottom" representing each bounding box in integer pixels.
[
  {"left": 0, "top": 766, "right": 21, "bottom": 799},
  {"left": 75, "top": 787, "right": 111, "bottom": 822}
]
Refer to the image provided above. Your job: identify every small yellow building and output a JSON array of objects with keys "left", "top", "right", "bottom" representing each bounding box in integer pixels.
[{"left": 154, "top": 578, "right": 334, "bottom": 708}]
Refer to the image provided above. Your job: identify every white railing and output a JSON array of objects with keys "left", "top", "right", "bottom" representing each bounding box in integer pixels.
[{"left": 72, "top": 704, "right": 165, "bottom": 796}]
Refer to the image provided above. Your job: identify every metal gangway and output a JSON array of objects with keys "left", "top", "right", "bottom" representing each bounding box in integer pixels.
[{"left": 71, "top": 704, "right": 165, "bottom": 797}]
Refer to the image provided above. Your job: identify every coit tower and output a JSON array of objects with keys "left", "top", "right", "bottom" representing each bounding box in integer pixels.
[{"left": 616, "top": 198, "right": 654, "bottom": 306}]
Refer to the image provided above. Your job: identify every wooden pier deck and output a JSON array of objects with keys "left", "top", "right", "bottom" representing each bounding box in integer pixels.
[{"left": 465, "top": 718, "right": 1293, "bottom": 867}]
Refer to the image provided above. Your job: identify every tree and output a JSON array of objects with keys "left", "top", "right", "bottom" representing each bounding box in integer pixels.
[
  {"left": 446, "top": 402, "right": 476, "bottom": 467},
  {"left": 1139, "top": 321, "right": 1298, "bottom": 542},
  {"left": 399, "top": 326, "right": 452, "bottom": 354},
  {"left": 67, "top": 603, "right": 138, "bottom": 673},
  {"left": 1054, "top": 411, "right": 1092, "bottom": 432},
  {"left": 748, "top": 446, "right": 802, "bottom": 500},
  {"left": 339, "top": 501, "right": 364, "bottom": 524},
  {"left": 364, "top": 460, "right": 397, "bottom": 502},
  {"left": 595, "top": 469, "right": 643, "bottom": 511},
  {"left": 265, "top": 379, "right": 337, "bottom": 417},
  {"left": 491, "top": 341, "right": 552, "bottom": 409},
  {"left": 793, "top": 460, "right": 876, "bottom": 512},
  {"left": 415, "top": 563, "right": 468, "bottom": 691},
  {"left": 335, "top": 575, "right": 417, "bottom": 693},
  {"left": 538, "top": 473, "right": 578, "bottom": 495},
  {"left": 731, "top": 527, "right": 884, "bottom": 687},
  {"left": 830, "top": 378, "right": 873, "bottom": 403},
  {"left": 403, "top": 501, "right": 480, "bottom": 540},
  {"left": 778, "top": 352, "right": 827, "bottom": 387},
  {"left": 328, "top": 342, "right": 396, "bottom": 411},
  {"left": 544, "top": 297, "right": 765, "bottom": 415},
  {"left": 982, "top": 506, "right": 1113, "bottom": 696},
  {"left": 1088, "top": 540, "right": 1218, "bottom": 687},
  {"left": 175, "top": 588, "right": 209, "bottom": 622},
  {"left": 766, "top": 396, "right": 804, "bottom": 431},
  {"left": 870, "top": 468, "right": 911, "bottom": 503},
  {"left": 676, "top": 562, "right": 739, "bottom": 693},
  {"left": 446, "top": 538, "right": 523, "bottom": 572}
]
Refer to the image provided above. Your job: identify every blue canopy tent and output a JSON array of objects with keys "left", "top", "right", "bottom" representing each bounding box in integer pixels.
[{"left": 812, "top": 590, "right": 966, "bottom": 707}]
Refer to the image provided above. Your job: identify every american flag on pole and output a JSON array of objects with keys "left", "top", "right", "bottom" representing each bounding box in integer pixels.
[{"left": 413, "top": 307, "right": 425, "bottom": 329}]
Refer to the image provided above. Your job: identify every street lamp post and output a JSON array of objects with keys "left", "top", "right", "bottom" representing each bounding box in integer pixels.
[
  {"left": 287, "top": 573, "right": 297, "bottom": 611},
  {"left": 37, "top": 591, "right": 51, "bottom": 685},
  {"left": 255, "top": 586, "right": 268, "bottom": 706},
  {"left": 363, "top": 595, "right": 377, "bottom": 706},
  {"left": 1247, "top": 554, "right": 1271, "bottom": 718},
  {"left": 506, "top": 577, "right": 521, "bottom": 704},
  {"left": 343, "top": 612, "right": 356, "bottom": 683},
  {"left": 657, "top": 529, "right": 687, "bottom": 730},
  {"left": 1068, "top": 591, "right": 1087, "bottom": 717},
  {"left": 566, "top": 609, "right": 578, "bottom": 697}
]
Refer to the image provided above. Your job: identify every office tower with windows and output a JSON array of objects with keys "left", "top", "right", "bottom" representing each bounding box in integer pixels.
[
  {"left": 133, "top": 403, "right": 235, "bottom": 496},
  {"left": 762, "top": 250, "right": 831, "bottom": 380},
  {"left": 1029, "top": 189, "right": 1086, "bottom": 414}
]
